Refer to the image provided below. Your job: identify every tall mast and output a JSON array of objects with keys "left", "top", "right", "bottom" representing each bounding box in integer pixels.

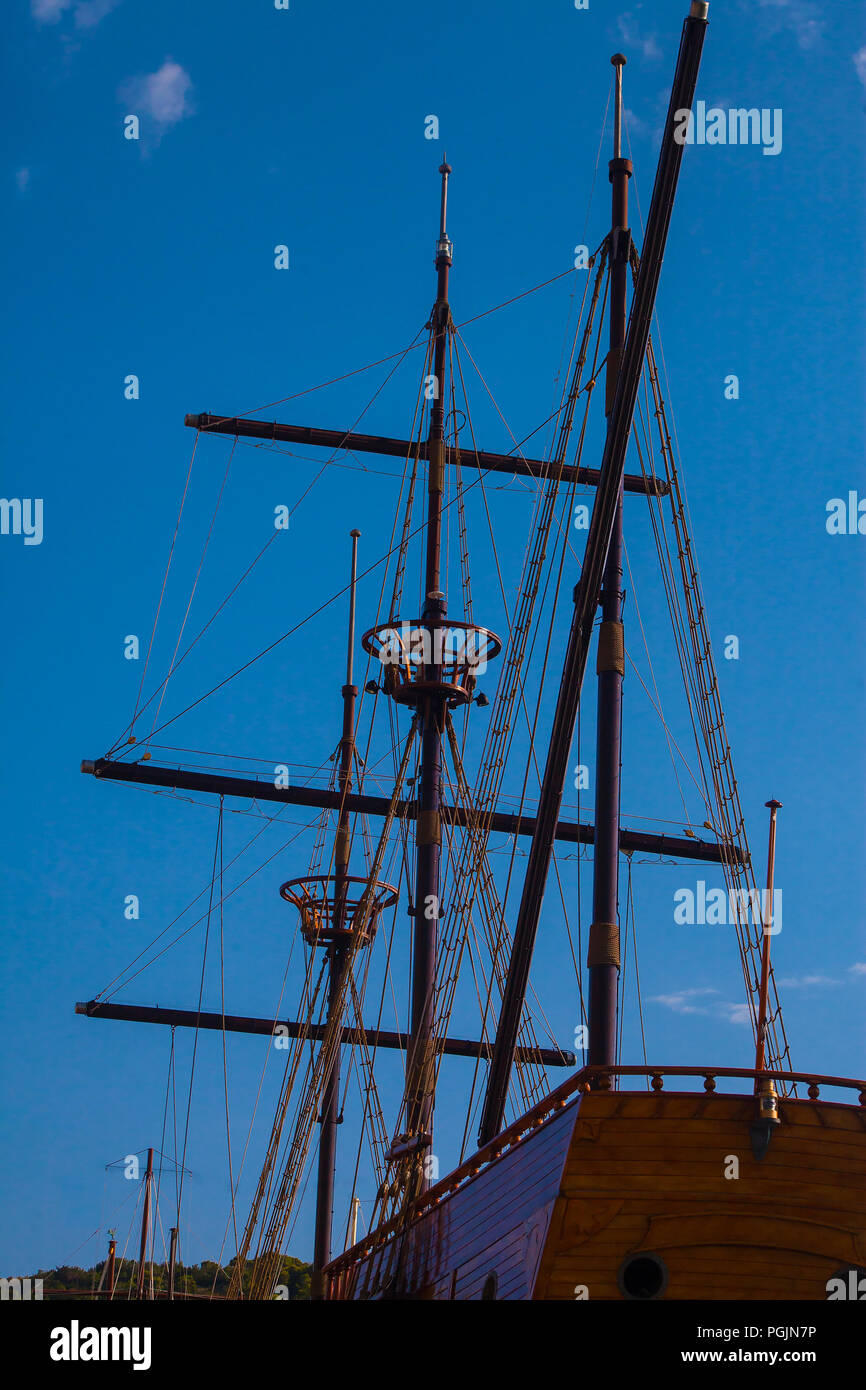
[
  {"left": 402, "top": 161, "right": 453, "bottom": 1186},
  {"left": 587, "top": 53, "right": 631, "bottom": 1070},
  {"left": 478, "top": 1, "right": 710, "bottom": 1146},
  {"left": 310, "top": 529, "right": 361, "bottom": 1298}
]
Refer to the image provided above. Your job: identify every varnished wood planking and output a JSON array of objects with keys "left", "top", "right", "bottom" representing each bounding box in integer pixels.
[
  {"left": 328, "top": 1098, "right": 578, "bottom": 1298},
  {"left": 458, "top": 1251, "right": 530, "bottom": 1301},
  {"left": 535, "top": 1091, "right": 866, "bottom": 1300},
  {"left": 563, "top": 1151, "right": 865, "bottom": 1183},
  {"left": 572, "top": 1124, "right": 866, "bottom": 1157},
  {"left": 420, "top": 1151, "right": 576, "bottom": 1274},
  {"left": 560, "top": 1177, "right": 866, "bottom": 1213},
  {"left": 577, "top": 1100, "right": 866, "bottom": 1134},
  {"left": 544, "top": 1242, "right": 849, "bottom": 1299}
]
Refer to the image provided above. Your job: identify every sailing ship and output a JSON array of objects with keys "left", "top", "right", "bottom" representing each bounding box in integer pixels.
[{"left": 77, "top": 0, "right": 866, "bottom": 1301}]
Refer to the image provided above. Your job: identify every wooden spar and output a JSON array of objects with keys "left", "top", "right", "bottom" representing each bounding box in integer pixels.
[
  {"left": 587, "top": 53, "right": 630, "bottom": 1073},
  {"left": 80, "top": 759, "right": 744, "bottom": 865},
  {"left": 74, "top": 1001, "right": 575, "bottom": 1065},
  {"left": 135, "top": 1147, "right": 154, "bottom": 1300},
  {"left": 311, "top": 532, "right": 359, "bottom": 1299},
  {"left": 478, "top": 1, "right": 711, "bottom": 1148},
  {"left": 399, "top": 159, "right": 453, "bottom": 1191},
  {"left": 182, "top": 415, "right": 667, "bottom": 498}
]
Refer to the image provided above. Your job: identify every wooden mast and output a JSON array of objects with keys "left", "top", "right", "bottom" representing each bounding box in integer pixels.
[
  {"left": 478, "top": 0, "right": 710, "bottom": 1147},
  {"left": 310, "top": 529, "right": 361, "bottom": 1299},
  {"left": 400, "top": 161, "right": 453, "bottom": 1194},
  {"left": 587, "top": 53, "right": 631, "bottom": 1073}
]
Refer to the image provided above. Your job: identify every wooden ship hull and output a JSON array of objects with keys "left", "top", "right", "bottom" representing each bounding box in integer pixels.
[{"left": 325, "top": 1068, "right": 866, "bottom": 1300}]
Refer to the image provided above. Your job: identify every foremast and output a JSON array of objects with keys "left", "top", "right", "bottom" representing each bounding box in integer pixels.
[{"left": 310, "top": 530, "right": 361, "bottom": 1298}]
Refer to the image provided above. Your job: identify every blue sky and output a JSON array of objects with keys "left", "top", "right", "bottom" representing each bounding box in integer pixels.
[{"left": 2, "top": 0, "right": 865, "bottom": 1279}]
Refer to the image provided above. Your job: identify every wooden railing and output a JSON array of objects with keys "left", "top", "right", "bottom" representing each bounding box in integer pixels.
[
  {"left": 584, "top": 1063, "right": 866, "bottom": 1102},
  {"left": 325, "top": 1061, "right": 866, "bottom": 1277}
]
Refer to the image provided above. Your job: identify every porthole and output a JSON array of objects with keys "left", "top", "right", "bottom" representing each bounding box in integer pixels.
[{"left": 617, "top": 1252, "right": 668, "bottom": 1300}]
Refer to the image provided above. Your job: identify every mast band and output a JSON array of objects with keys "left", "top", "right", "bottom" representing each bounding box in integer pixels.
[
  {"left": 334, "top": 826, "right": 350, "bottom": 865},
  {"left": 417, "top": 810, "right": 441, "bottom": 845},
  {"left": 596, "top": 620, "right": 625, "bottom": 675},
  {"left": 588, "top": 921, "right": 621, "bottom": 968},
  {"left": 429, "top": 439, "right": 445, "bottom": 495}
]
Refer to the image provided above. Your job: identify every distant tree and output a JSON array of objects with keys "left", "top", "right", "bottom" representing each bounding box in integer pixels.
[{"left": 31, "top": 1255, "right": 311, "bottom": 1300}]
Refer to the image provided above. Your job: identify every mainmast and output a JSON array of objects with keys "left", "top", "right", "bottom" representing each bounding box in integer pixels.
[
  {"left": 587, "top": 53, "right": 631, "bottom": 1070},
  {"left": 402, "top": 160, "right": 453, "bottom": 1189}
]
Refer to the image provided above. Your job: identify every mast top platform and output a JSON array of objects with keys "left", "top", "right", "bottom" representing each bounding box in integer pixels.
[
  {"left": 280, "top": 874, "right": 398, "bottom": 948},
  {"left": 362, "top": 618, "right": 501, "bottom": 708}
]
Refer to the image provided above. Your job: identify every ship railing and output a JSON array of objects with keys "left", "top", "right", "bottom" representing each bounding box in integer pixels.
[{"left": 325, "top": 1061, "right": 866, "bottom": 1277}]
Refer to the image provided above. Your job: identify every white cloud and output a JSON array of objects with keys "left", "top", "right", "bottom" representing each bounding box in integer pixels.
[
  {"left": 120, "top": 59, "right": 194, "bottom": 137},
  {"left": 849, "top": 962, "right": 866, "bottom": 977},
  {"left": 854, "top": 48, "right": 866, "bottom": 90},
  {"left": 74, "top": 0, "right": 121, "bottom": 28},
  {"left": 776, "top": 974, "right": 842, "bottom": 988},
  {"left": 755, "top": 0, "right": 824, "bottom": 52},
  {"left": 650, "top": 987, "right": 718, "bottom": 1016},
  {"left": 623, "top": 89, "right": 671, "bottom": 150},
  {"left": 623, "top": 106, "right": 650, "bottom": 141},
  {"left": 31, "top": 0, "right": 72, "bottom": 21},
  {"left": 616, "top": 10, "right": 662, "bottom": 63},
  {"left": 650, "top": 987, "right": 748, "bottom": 1024},
  {"left": 31, "top": 0, "right": 120, "bottom": 24},
  {"left": 719, "top": 1002, "right": 751, "bottom": 1026},
  {"left": 15, "top": 168, "right": 31, "bottom": 195}
]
